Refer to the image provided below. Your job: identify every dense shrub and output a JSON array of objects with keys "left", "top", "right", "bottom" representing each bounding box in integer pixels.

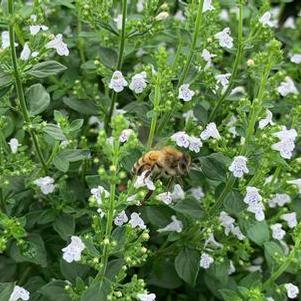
[{"left": 0, "top": 0, "right": 301, "bottom": 300}]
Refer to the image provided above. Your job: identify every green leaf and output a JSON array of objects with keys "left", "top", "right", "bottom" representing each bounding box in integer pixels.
[
  {"left": 175, "top": 248, "right": 200, "bottom": 286},
  {"left": 9, "top": 233, "right": 47, "bottom": 267},
  {"left": 53, "top": 149, "right": 90, "bottom": 172},
  {"left": 219, "top": 289, "right": 242, "bottom": 301},
  {"left": 105, "top": 259, "right": 124, "bottom": 280},
  {"left": 26, "top": 83, "right": 50, "bottom": 115},
  {"left": 224, "top": 190, "right": 246, "bottom": 214},
  {"left": 60, "top": 259, "right": 90, "bottom": 282},
  {"left": 247, "top": 221, "right": 270, "bottom": 246},
  {"left": 144, "top": 206, "right": 175, "bottom": 227},
  {"left": 199, "top": 153, "right": 231, "bottom": 181},
  {"left": 0, "top": 70, "right": 13, "bottom": 88},
  {"left": 53, "top": 213, "right": 75, "bottom": 240},
  {"left": 39, "top": 280, "right": 71, "bottom": 301},
  {"left": 98, "top": 47, "right": 118, "bottom": 68},
  {"left": 0, "top": 282, "right": 14, "bottom": 300},
  {"left": 43, "top": 124, "right": 66, "bottom": 140},
  {"left": 81, "top": 280, "right": 110, "bottom": 301},
  {"left": 63, "top": 97, "right": 99, "bottom": 115},
  {"left": 172, "top": 197, "right": 203, "bottom": 219},
  {"left": 27, "top": 61, "right": 67, "bottom": 78},
  {"left": 264, "top": 241, "right": 284, "bottom": 271}
]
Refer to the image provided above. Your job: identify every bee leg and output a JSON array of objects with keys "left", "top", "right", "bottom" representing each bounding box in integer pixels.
[
  {"left": 167, "top": 176, "right": 175, "bottom": 192},
  {"left": 141, "top": 190, "right": 154, "bottom": 205}
]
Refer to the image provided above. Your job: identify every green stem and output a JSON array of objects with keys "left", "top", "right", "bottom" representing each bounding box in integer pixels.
[
  {"left": 147, "top": 76, "right": 161, "bottom": 149},
  {"left": 7, "top": 0, "right": 47, "bottom": 172},
  {"left": 76, "top": 7, "right": 85, "bottom": 64},
  {"left": 94, "top": 143, "right": 119, "bottom": 285},
  {"left": 178, "top": 0, "right": 204, "bottom": 87},
  {"left": 262, "top": 227, "right": 301, "bottom": 289},
  {"left": 208, "top": 175, "right": 236, "bottom": 216},
  {"left": 105, "top": 0, "right": 127, "bottom": 132},
  {"left": 156, "top": 0, "right": 204, "bottom": 134},
  {"left": 208, "top": 2, "right": 244, "bottom": 122}
]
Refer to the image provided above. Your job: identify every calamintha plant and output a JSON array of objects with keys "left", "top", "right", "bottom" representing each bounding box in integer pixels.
[{"left": 0, "top": 0, "right": 301, "bottom": 300}]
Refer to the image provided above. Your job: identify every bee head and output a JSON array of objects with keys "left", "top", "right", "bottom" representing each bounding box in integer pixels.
[{"left": 178, "top": 153, "right": 191, "bottom": 175}]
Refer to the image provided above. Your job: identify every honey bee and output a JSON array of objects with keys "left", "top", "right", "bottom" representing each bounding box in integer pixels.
[{"left": 132, "top": 146, "right": 191, "bottom": 178}]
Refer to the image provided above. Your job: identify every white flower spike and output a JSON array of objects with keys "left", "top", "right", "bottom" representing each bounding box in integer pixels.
[
  {"left": 138, "top": 293, "right": 156, "bottom": 301},
  {"left": 158, "top": 215, "right": 183, "bottom": 233},
  {"left": 20, "top": 43, "right": 31, "bottom": 61},
  {"left": 171, "top": 131, "right": 190, "bottom": 148},
  {"left": 259, "top": 110, "right": 274, "bottom": 129},
  {"left": 281, "top": 212, "right": 297, "bottom": 229},
  {"left": 90, "top": 186, "right": 110, "bottom": 205},
  {"left": 200, "top": 252, "right": 214, "bottom": 269},
  {"left": 285, "top": 283, "right": 299, "bottom": 299},
  {"left": 114, "top": 210, "right": 129, "bottom": 226},
  {"left": 270, "top": 223, "right": 286, "bottom": 240},
  {"left": 129, "top": 212, "right": 146, "bottom": 229},
  {"left": 277, "top": 77, "right": 298, "bottom": 96},
  {"left": 203, "top": 0, "right": 214, "bottom": 13}
]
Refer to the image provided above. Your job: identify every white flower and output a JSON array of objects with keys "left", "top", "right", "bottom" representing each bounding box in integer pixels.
[
  {"left": 214, "top": 27, "right": 233, "bottom": 49},
  {"left": 283, "top": 17, "right": 296, "bottom": 29},
  {"left": 182, "top": 110, "right": 197, "bottom": 123},
  {"left": 244, "top": 187, "right": 265, "bottom": 221},
  {"left": 200, "top": 252, "right": 214, "bottom": 269},
  {"left": 178, "top": 84, "right": 195, "bottom": 102},
  {"left": 219, "top": 211, "right": 235, "bottom": 235},
  {"left": 114, "top": 14, "right": 123, "bottom": 30},
  {"left": 119, "top": 129, "right": 133, "bottom": 143},
  {"left": 270, "top": 223, "right": 286, "bottom": 240},
  {"left": 1, "top": 31, "right": 18, "bottom": 49},
  {"left": 268, "top": 193, "right": 291, "bottom": 208},
  {"left": 259, "top": 110, "right": 274, "bottom": 129},
  {"left": 248, "top": 202, "right": 265, "bottom": 221},
  {"left": 134, "top": 170, "right": 155, "bottom": 191},
  {"left": 158, "top": 215, "right": 183, "bottom": 233},
  {"left": 203, "top": 0, "right": 214, "bottom": 12},
  {"left": 129, "top": 212, "right": 146, "bottom": 229},
  {"left": 138, "top": 293, "right": 156, "bottom": 301},
  {"left": 226, "top": 115, "right": 238, "bottom": 137},
  {"left": 290, "top": 54, "right": 301, "bottom": 64},
  {"left": 9, "top": 286, "right": 30, "bottom": 301},
  {"left": 201, "top": 49, "right": 216, "bottom": 69},
  {"left": 46, "top": 34, "right": 69, "bottom": 56},
  {"left": 171, "top": 184, "right": 185, "bottom": 200},
  {"left": 8, "top": 138, "right": 21, "bottom": 153},
  {"left": 232, "top": 226, "right": 245, "bottom": 240},
  {"left": 97, "top": 208, "right": 105, "bottom": 218},
  {"left": 62, "top": 236, "right": 85, "bottom": 263},
  {"left": 285, "top": 283, "right": 299, "bottom": 299},
  {"left": 281, "top": 212, "right": 297, "bottom": 229},
  {"left": 31, "top": 51, "right": 39, "bottom": 57},
  {"left": 266, "top": 298, "right": 275, "bottom": 301},
  {"left": 137, "top": 0, "right": 145, "bottom": 12},
  {"left": 259, "top": 12, "right": 277, "bottom": 27},
  {"left": 287, "top": 179, "right": 301, "bottom": 193},
  {"left": 230, "top": 86, "right": 246, "bottom": 95},
  {"left": 228, "top": 260, "right": 236, "bottom": 275},
  {"left": 219, "top": 9, "right": 229, "bottom": 21},
  {"left": 112, "top": 103, "right": 126, "bottom": 117},
  {"left": 215, "top": 73, "right": 231, "bottom": 88},
  {"left": 129, "top": 71, "right": 147, "bottom": 94},
  {"left": 229, "top": 156, "right": 249, "bottom": 178},
  {"left": 34, "top": 176, "right": 55, "bottom": 195},
  {"left": 204, "top": 234, "right": 223, "bottom": 248},
  {"left": 277, "top": 77, "right": 299, "bottom": 96},
  {"left": 155, "top": 12, "right": 169, "bottom": 21},
  {"left": 156, "top": 192, "right": 173, "bottom": 205},
  {"left": 171, "top": 131, "right": 190, "bottom": 148},
  {"left": 190, "top": 187, "right": 204, "bottom": 200},
  {"left": 244, "top": 186, "right": 262, "bottom": 206},
  {"left": 90, "top": 186, "right": 110, "bottom": 205},
  {"left": 272, "top": 127, "right": 297, "bottom": 159},
  {"left": 174, "top": 10, "right": 186, "bottom": 21},
  {"left": 200, "top": 122, "right": 221, "bottom": 140},
  {"left": 29, "top": 24, "right": 48, "bottom": 35},
  {"left": 188, "top": 136, "right": 202, "bottom": 153},
  {"left": 20, "top": 43, "right": 31, "bottom": 61},
  {"left": 114, "top": 210, "right": 128, "bottom": 226},
  {"left": 30, "top": 14, "right": 37, "bottom": 22},
  {"left": 109, "top": 71, "right": 128, "bottom": 93}
]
